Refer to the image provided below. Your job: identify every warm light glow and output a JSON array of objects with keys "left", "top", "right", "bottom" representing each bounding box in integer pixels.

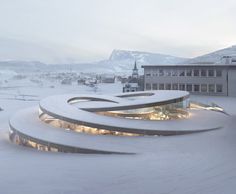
[
  {"left": 190, "top": 102, "right": 225, "bottom": 113},
  {"left": 39, "top": 113, "right": 140, "bottom": 137},
  {"left": 97, "top": 101, "right": 190, "bottom": 121}
]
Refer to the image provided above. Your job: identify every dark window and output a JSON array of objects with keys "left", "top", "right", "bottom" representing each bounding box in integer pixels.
[
  {"left": 216, "top": 84, "right": 223, "bottom": 93},
  {"left": 194, "top": 84, "right": 200, "bottom": 92},
  {"left": 159, "top": 70, "right": 164, "bottom": 76},
  {"left": 193, "top": 69, "right": 199, "bottom": 77},
  {"left": 201, "top": 69, "right": 207, "bottom": 77},
  {"left": 201, "top": 84, "right": 207, "bottom": 92},
  {"left": 152, "top": 83, "right": 158, "bottom": 90},
  {"left": 208, "top": 84, "right": 215, "bottom": 92},
  {"left": 186, "top": 84, "right": 192, "bottom": 92},
  {"left": 172, "top": 70, "right": 178, "bottom": 76},
  {"left": 146, "top": 83, "right": 151, "bottom": 90},
  {"left": 179, "top": 70, "right": 185, "bottom": 76},
  {"left": 179, "top": 84, "right": 185, "bottom": 91},
  {"left": 146, "top": 73, "right": 151, "bottom": 77},
  {"left": 159, "top": 83, "right": 164, "bottom": 90},
  {"left": 165, "top": 83, "right": 171, "bottom": 90},
  {"left": 208, "top": 69, "right": 215, "bottom": 77},
  {"left": 186, "top": 70, "right": 192, "bottom": 76},
  {"left": 216, "top": 70, "right": 222, "bottom": 77},
  {"left": 172, "top": 83, "right": 178, "bottom": 90},
  {"left": 165, "top": 70, "right": 171, "bottom": 76}
]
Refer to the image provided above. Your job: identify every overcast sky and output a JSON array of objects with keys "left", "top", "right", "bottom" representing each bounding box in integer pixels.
[{"left": 0, "top": 0, "right": 236, "bottom": 63}]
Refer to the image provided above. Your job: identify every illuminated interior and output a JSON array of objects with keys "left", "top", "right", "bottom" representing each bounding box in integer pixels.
[
  {"left": 38, "top": 99, "right": 190, "bottom": 136},
  {"left": 39, "top": 111, "right": 141, "bottom": 136},
  {"left": 8, "top": 91, "right": 226, "bottom": 154},
  {"left": 97, "top": 100, "right": 190, "bottom": 120},
  {"left": 189, "top": 101, "right": 225, "bottom": 113},
  {"left": 9, "top": 127, "right": 59, "bottom": 152},
  {"left": 9, "top": 126, "right": 118, "bottom": 154}
]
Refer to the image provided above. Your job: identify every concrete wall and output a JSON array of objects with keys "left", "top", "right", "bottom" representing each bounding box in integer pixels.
[{"left": 228, "top": 67, "right": 236, "bottom": 97}]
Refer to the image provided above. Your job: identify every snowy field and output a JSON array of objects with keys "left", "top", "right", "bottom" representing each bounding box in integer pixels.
[{"left": 0, "top": 79, "right": 236, "bottom": 194}]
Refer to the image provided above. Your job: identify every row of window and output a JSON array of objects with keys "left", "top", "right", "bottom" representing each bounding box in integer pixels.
[
  {"left": 145, "top": 83, "right": 223, "bottom": 93},
  {"left": 146, "top": 69, "right": 222, "bottom": 77}
]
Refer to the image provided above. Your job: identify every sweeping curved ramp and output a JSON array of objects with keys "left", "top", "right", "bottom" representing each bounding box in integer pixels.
[{"left": 9, "top": 91, "right": 228, "bottom": 154}]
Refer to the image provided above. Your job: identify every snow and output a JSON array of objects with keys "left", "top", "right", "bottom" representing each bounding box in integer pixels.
[
  {"left": 0, "top": 49, "right": 188, "bottom": 75},
  {"left": 1, "top": 45, "right": 236, "bottom": 76},
  {"left": 184, "top": 45, "right": 236, "bottom": 64},
  {"left": 103, "top": 49, "right": 188, "bottom": 74},
  {"left": 109, "top": 49, "right": 188, "bottom": 64},
  {"left": 0, "top": 80, "right": 236, "bottom": 194}
]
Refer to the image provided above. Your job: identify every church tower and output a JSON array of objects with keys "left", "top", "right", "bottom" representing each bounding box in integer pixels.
[{"left": 132, "top": 61, "right": 139, "bottom": 78}]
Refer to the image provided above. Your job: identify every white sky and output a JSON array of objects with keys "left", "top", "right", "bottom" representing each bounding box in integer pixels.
[{"left": 0, "top": 0, "right": 236, "bottom": 63}]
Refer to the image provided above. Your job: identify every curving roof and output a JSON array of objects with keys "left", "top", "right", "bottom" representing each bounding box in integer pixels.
[{"left": 9, "top": 90, "right": 228, "bottom": 154}]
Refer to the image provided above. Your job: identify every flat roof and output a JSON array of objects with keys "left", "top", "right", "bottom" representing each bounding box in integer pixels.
[{"left": 141, "top": 64, "right": 236, "bottom": 68}]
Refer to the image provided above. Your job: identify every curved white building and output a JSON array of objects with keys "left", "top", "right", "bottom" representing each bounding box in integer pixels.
[{"left": 9, "top": 91, "right": 228, "bottom": 154}]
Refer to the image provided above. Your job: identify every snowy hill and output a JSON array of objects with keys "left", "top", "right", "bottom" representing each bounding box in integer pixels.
[
  {"left": 93, "top": 49, "right": 188, "bottom": 74},
  {"left": 1, "top": 46, "right": 236, "bottom": 75},
  {"left": 109, "top": 49, "right": 188, "bottom": 64},
  {"left": 184, "top": 45, "right": 236, "bottom": 64},
  {"left": 0, "top": 49, "right": 188, "bottom": 75}
]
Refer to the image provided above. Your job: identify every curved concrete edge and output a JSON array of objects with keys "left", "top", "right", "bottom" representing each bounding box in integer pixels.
[
  {"left": 9, "top": 107, "right": 136, "bottom": 154},
  {"left": 9, "top": 126, "right": 131, "bottom": 155},
  {"left": 39, "top": 94, "right": 227, "bottom": 136},
  {"left": 8, "top": 91, "right": 229, "bottom": 154}
]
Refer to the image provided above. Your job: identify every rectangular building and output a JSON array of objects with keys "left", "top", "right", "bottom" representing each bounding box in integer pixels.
[{"left": 142, "top": 63, "right": 236, "bottom": 97}]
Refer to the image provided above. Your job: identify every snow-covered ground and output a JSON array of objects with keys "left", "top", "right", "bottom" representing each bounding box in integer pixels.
[{"left": 0, "top": 80, "right": 236, "bottom": 194}]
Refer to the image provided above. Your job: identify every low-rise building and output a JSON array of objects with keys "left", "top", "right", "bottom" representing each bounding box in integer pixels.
[
  {"left": 101, "top": 75, "right": 115, "bottom": 83},
  {"left": 142, "top": 56, "right": 236, "bottom": 97}
]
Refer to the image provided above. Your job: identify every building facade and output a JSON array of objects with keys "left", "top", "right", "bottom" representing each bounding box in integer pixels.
[{"left": 142, "top": 62, "right": 236, "bottom": 97}]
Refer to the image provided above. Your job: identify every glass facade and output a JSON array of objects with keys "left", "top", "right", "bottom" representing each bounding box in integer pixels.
[
  {"left": 193, "top": 70, "right": 199, "bottom": 77},
  {"left": 40, "top": 112, "right": 140, "bottom": 137},
  {"left": 179, "top": 84, "right": 185, "bottom": 91},
  {"left": 146, "top": 83, "right": 151, "bottom": 90},
  {"left": 152, "top": 83, "right": 158, "bottom": 90},
  {"left": 201, "top": 84, "right": 207, "bottom": 92},
  {"left": 216, "top": 70, "right": 222, "bottom": 77},
  {"left": 186, "top": 84, "right": 192, "bottom": 92},
  {"left": 216, "top": 84, "right": 223, "bottom": 93},
  {"left": 208, "top": 69, "right": 215, "bottom": 77},
  {"left": 201, "top": 69, "right": 207, "bottom": 77},
  {"left": 165, "top": 83, "right": 171, "bottom": 90},
  {"left": 208, "top": 84, "right": 215, "bottom": 92},
  {"left": 38, "top": 97, "right": 190, "bottom": 138},
  {"left": 159, "top": 83, "right": 164, "bottom": 90},
  {"left": 194, "top": 84, "right": 200, "bottom": 92},
  {"left": 186, "top": 70, "right": 192, "bottom": 76},
  {"left": 172, "top": 84, "right": 178, "bottom": 90}
]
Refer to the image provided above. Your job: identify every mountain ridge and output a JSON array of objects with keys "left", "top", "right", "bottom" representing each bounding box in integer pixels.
[
  {"left": 182, "top": 45, "right": 236, "bottom": 64},
  {"left": 0, "top": 45, "right": 236, "bottom": 74}
]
